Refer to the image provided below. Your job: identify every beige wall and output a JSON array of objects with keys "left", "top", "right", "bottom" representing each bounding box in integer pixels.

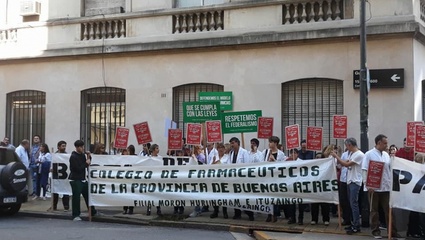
[{"left": 0, "top": 37, "right": 415, "bottom": 151}]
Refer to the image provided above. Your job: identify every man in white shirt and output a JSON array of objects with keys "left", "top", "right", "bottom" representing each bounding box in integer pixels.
[
  {"left": 228, "top": 137, "right": 254, "bottom": 221},
  {"left": 331, "top": 138, "right": 364, "bottom": 234},
  {"left": 15, "top": 139, "right": 30, "bottom": 169},
  {"left": 248, "top": 138, "right": 262, "bottom": 163},
  {"left": 361, "top": 134, "right": 400, "bottom": 239},
  {"left": 206, "top": 143, "right": 218, "bottom": 165}
]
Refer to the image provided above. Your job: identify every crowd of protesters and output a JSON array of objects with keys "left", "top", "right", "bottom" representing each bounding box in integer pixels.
[{"left": 1, "top": 133, "right": 424, "bottom": 239}]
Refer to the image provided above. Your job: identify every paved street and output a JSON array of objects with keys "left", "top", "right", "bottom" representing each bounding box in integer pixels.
[{"left": 0, "top": 216, "right": 237, "bottom": 240}]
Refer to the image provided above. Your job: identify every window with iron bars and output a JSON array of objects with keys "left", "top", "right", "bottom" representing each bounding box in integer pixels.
[
  {"left": 5, "top": 90, "right": 46, "bottom": 147},
  {"left": 175, "top": 0, "right": 227, "bottom": 8},
  {"left": 281, "top": 79, "right": 344, "bottom": 151},
  {"left": 80, "top": 87, "right": 126, "bottom": 154},
  {"left": 172, "top": 83, "right": 223, "bottom": 141}
]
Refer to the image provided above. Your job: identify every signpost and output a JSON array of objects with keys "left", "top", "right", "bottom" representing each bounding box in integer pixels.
[
  {"left": 183, "top": 101, "right": 220, "bottom": 123},
  {"left": 222, "top": 110, "right": 262, "bottom": 134},
  {"left": 353, "top": 68, "right": 404, "bottom": 89},
  {"left": 199, "top": 92, "right": 233, "bottom": 111}
]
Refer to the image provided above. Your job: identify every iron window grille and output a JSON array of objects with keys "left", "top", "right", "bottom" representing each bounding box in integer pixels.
[
  {"left": 80, "top": 87, "right": 126, "bottom": 154},
  {"left": 281, "top": 78, "right": 344, "bottom": 151},
  {"left": 6, "top": 90, "right": 46, "bottom": 147}
]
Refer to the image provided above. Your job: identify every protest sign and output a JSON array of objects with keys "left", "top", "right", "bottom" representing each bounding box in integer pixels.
[
  {"left": 391, "top": 157, "right": 425, "bottom": 213},
  {"left": 306, "top": 126, "right": 323, "bottom": 152},
  {"left": 285, "top": 124, "right": 300, "bottom": 150},
  {"left": 133, "top": 122, "right": 152, "bottom": 145},
  {"left": 205, "top": 120, "right": 222, "bottom": 143},
  {"left": 168, "top": 129, "right": 183, "bottom": 150},
  {"left": 333, "top": 115, "right": 347, "bottom": 139},
  {"left": 365, "top": 160, "right": 384, "bottom": 189},
  {"left": 88, "top": 158, "right": 339, "bottom": 208},
  {"left": 415, "top": 124, "right": 425, "bottom": 153},
  {"left": 257, "top": 117, "right": 273, "bottom": 139},
  {"left": 183, "top": 102, "right": 220, "bottom": 123},
  {"left": 199, "top": 91, "right": 233, "bottom": 111},
  {"left": 222, "top": 110, "right": 262, "bottom": 134},
  {"left": 186, "top": 123, "right": 202, "bottom": 145},
  {"left": 407, "top": 121, "right": 424, "bottom": 147},
  {"left": 114, "top": 127, "right": 129, "bottom": 149}
]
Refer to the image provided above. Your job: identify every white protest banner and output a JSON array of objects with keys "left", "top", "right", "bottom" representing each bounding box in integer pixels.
[
  {"left": 390, "top": 157, "right": 425, "bottom": 213},
  {"left": 51, "top": 154, "right": 193, "bottom": 196},
  {"left": 88, "top": 158, "right": 339, "bottom": 209}
]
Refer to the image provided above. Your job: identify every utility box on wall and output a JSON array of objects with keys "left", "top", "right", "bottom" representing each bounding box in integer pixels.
[{"left": 20, "top": 1, "right": 41, "bottom": 16}]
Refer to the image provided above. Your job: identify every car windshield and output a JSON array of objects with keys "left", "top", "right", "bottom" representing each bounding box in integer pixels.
[{"left": 0, "top": 148, "right": 19, "bottom": 165}]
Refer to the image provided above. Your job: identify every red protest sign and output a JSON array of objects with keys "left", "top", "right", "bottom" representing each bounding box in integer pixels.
[
  {"left": 333, "top": 115, "right": 348, "bottom": 139},
  {"left": 306, "top": 126, "right": 323, "bottom": 151},
  {"left": 366, "top": 160, "right": 385, "bottom": 189},
  {"left": 205, "top": 120, "right": 222, "bottom": 143},
  {"left": 407, "top": 121, "right": 424, "bottom": 147},
  {"left": 114, "top": 127, "right": 129, "bottom": 149},
  {"left": 257, "top": 117, "right": 274, "bottom": 139},
  {"left": 415, "top": 125, "right": 425, "bottom": 153},
  {"left": 285, "top": 124, "right": 300, "bottom": 150},
  {"left": 133, "top": 122, "right": 152, "bottom": 145},
  {"left": 168, "top": 129, "right": 183, "bottom": 150},
  {"left": 186, "top": 123, "right": 202, "bottom": 145}
]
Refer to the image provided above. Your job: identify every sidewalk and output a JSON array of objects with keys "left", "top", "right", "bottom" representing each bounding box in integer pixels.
[{"left": 19, "top": 197, "right": 387, "bottom": 239}]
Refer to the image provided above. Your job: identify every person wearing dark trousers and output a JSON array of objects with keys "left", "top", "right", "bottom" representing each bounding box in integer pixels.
[
  {"left": 288, "top": 203, "right": 306, "bottom": 225},
  {"left": 310, "top": 203, "right": 330, "bottom": 226},
  {"left": 227, "top": 137, "right": 254, "bottom": 221},
  {"left": 69, "top": 140, "right": 97, "bottom": 221},
  {"left": 51, "top": 140, "right": 70, "bottom": 211}
]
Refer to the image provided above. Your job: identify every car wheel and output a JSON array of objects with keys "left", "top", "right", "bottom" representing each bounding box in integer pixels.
[
  {"left": 0, "top": 203, "right": 21, "bottom": 216},
  {"left": 0, "top": 162, "right": 28, "bottom": 193}
]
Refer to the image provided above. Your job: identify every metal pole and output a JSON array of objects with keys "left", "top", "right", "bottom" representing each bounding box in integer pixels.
[{"left": 360, "top": 0, "right": 369, "bottom": 152}]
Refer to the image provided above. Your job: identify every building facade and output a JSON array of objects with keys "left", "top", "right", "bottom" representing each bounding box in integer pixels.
[{"left": 0, "top": 0, "right": 424, "bottom": 152}]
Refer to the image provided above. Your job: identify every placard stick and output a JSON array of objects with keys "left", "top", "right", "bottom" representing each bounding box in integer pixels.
[
  {"left": 337, "top": 204, "right": 342, "bottom": 230},
  {"left": 388, "top": 207, "right": 393, "bottom": 240},
  {"left": 241, "top": 133, "right": 245, "bottom": 149}
]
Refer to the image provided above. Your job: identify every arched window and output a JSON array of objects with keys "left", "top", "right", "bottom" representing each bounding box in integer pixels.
[
  {"left": 282, "top": 79, "right": 344, "bottom": 148},
  {"left": 172, "top": 83, "right": 223, "bottom": 137},
  {"left": 6, "top": 90, "right": 46, "bottom": 146},
  {"left": 81, "top": 87, "right": 126, "bottom": 153}
]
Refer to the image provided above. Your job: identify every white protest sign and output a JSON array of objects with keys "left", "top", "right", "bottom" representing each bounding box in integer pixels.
[
  {"left": 390, "top": 157, "right": 425, "bottom": 213},
  {"left": 88, "top": 158, "right": 339, "bottom": 208}
]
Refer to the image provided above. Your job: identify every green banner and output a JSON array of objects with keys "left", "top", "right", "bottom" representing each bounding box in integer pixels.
[
  {"left": 199, "top": 92, "right": 233, "bottom": 111},
  {"left": 183, "top": 102, "right": 221, "bottom": 123},
  {"left": 222, "top": 110, "right": 262, "bottom": 134}
]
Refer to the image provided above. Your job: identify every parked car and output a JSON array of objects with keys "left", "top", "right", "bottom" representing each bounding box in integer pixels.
[{"left": 0, "top": 146, "right": 28, "bottom": 215}]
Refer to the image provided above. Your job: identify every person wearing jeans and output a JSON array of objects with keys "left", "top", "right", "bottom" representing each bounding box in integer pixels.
[
  {"left": 331, "top": 137, "right": 364, "bottom": 235},
  {"left": 69, "top": 140, "right": 97, "bottom": 221}
]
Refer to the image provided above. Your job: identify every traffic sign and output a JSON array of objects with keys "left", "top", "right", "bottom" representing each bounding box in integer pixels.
[{"left": 353, "top": 68, "right": 404, "bottom": 89}]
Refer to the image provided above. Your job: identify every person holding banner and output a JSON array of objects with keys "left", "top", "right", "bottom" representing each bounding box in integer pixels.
[
  {"left": 206, "top": 143, "right": 218, "bottom": 165},
  {"left": 228, "top": 137, "right": 254, "bottom": 221},
  {"left": 361, "top": 134, "right": 401, "bottom": 239},
  {"left": 69, "top": 140, "right": 97, "bottom": 221},
  {"left": 262, "top": 136, "right": 286, "bottom": 222},
  {"left": 210, "top": 143, "right": 229, "bottom": 219},
  {"left": 33, "top": 143, "right": 52, "bottom": 201},
  {"left": 395, "top": 138, "right": 414, "bottom": 161},
  {"left": 51, "top": 141, "right": 70, "bottom": 212},
  {"left": 331, "top": 138, "right": 364, "bottom": 234},
  {"left": 146, "top": 144, "right": 162, "bottom": 216}
]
